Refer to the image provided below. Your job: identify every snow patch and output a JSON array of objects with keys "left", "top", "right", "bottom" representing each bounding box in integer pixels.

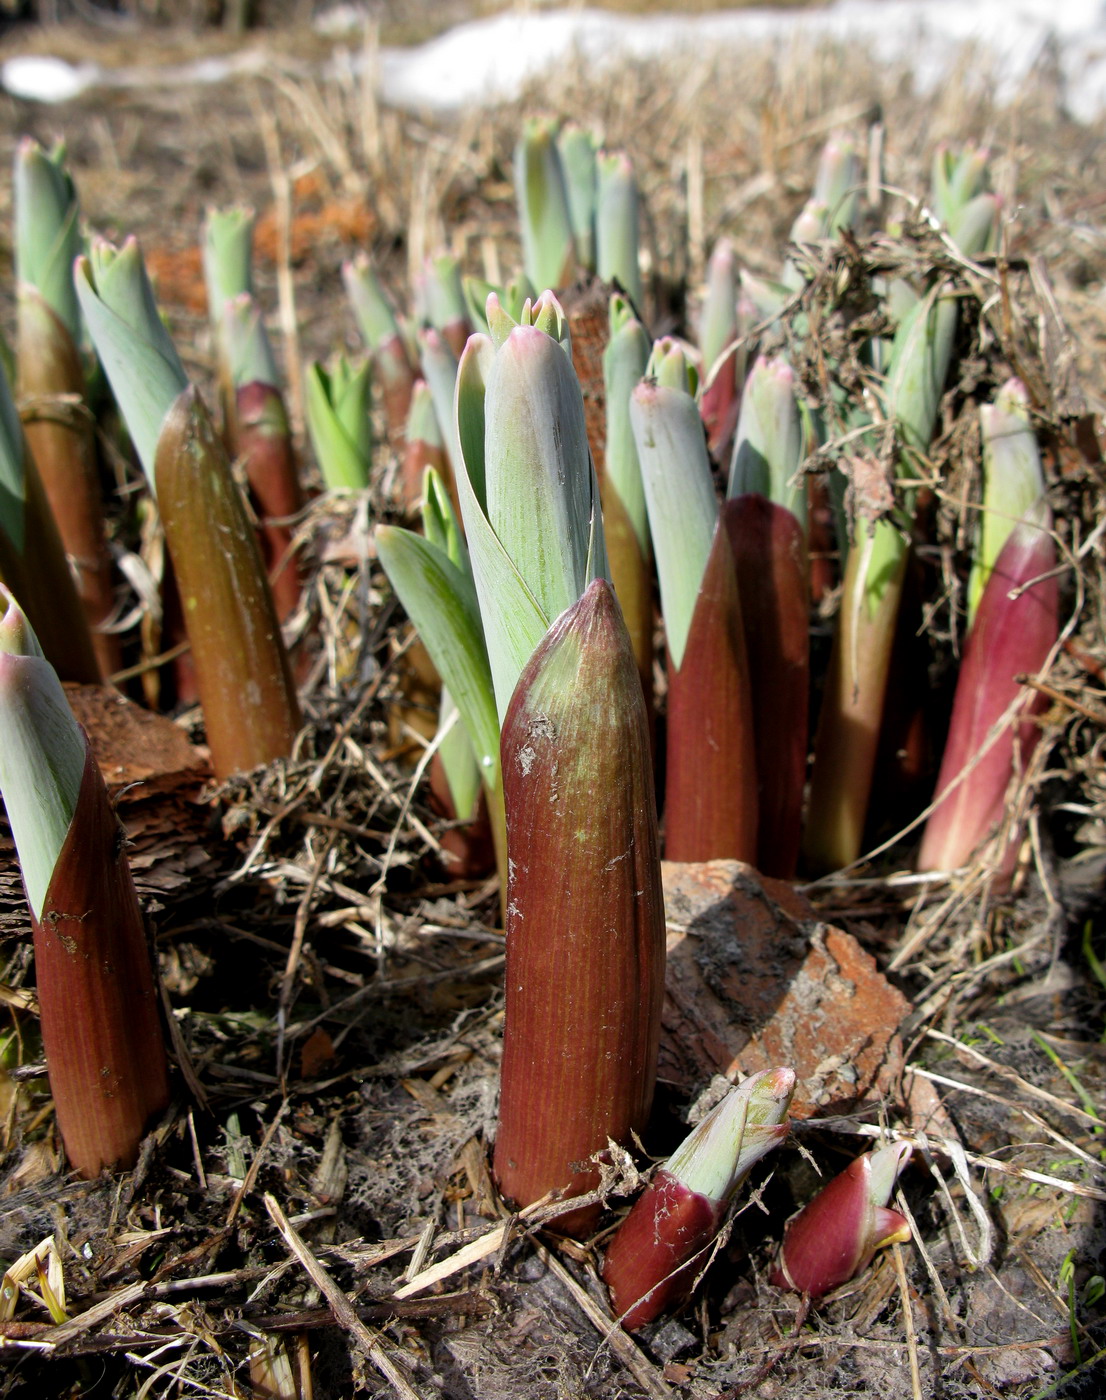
[{"left": 5, "top": 3, "right": 1106, "bottom": 120}]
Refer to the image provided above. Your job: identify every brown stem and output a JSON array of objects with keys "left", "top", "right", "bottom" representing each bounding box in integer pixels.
[
  {"left": 18, "top": 288, "right": 120, "bottom": 678},
  {"left": 155, "top": 388, "right": 300, "bottom": 780},
  {"left": 0, "top": 427, "right": 100, "bottom": 685}
]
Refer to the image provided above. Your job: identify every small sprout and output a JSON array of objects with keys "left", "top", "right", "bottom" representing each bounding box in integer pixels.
[{"left": 773, "top": 1143, "right": 912, "bottom": 1298}]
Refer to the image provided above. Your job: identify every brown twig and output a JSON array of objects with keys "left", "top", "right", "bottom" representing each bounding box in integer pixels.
[
  {"left": 1015, "top": 673, "right": 1106, "bottom": 725},
  {"left": 264, "top": 1193, "right": 421, "bottom": 1400},
  {"left": 276, "top": 830, "right": 337, "bottom": 1074},
  {"left": 891, "top": 1242, "right": 924, "bottom": 1400}
]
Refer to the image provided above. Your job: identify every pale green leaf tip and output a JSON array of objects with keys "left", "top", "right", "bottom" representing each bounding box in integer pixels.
[
  {"left": 203, "top": 204, "right": 256, "bottom": 313},
  {"left": 646, "top": 336, "right": 698, "bottom": 395},
  {"left": 608, "top": 291, "right": 636, "bottom": 335},
  {"left": 729, "top": 352, "right": 804, "bottom": 518},
  {"left": 666, "top": 1067, "right": 795, "bottom": 1204},
  {"left": 406, "top": 378, "right": 443, "bottom": 446},
  {"left": 75, "top": 237, "right": 191, "bottom": 487},
  {"left": 224, "top": 293, "right": 279, "bottom": 389},
  {"left": 14, "top": 136, "right": 81, "bottom": 339},
  {"left": 867, "top": 1141, "right": 912, "bottom": 1206},
  {"left": 972, "top": 374, "right": 1045, "bottom": 616},
  {"left": 417, "top": 252, "right": 467, "bottom": 332},
  {"left": 0, "top": 584, "right": 43, "bottom": 658},
  {"left": 305, "top": 354, "right": 372, "bottom": 490},
  {"left": 343, "top": 255, "right": 402, "bottom": 348},
  {"left": 0, "top": 583, "right": 86, "bottom": 920},
  {"left": 791, "top": 198, "right": 829, "bottom": 244},
  {"left": 488, "top": 289, "right": 569, "bottom": 351},
  {"left": 486, "top": 293, "right": 515, "bottom": 349}
]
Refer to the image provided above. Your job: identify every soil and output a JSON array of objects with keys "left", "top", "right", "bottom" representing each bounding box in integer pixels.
[{"left": 0, "top": 7, "right": 1104, "bottom": 1399}]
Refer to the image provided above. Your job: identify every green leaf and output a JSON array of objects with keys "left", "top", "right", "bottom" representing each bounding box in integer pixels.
[
  {"left": 0, "top": 587, "right": 85, "bottom": 920},
  {"left": 417, "top": 327, "right": 461, "bottom": 468},
  {"left": 375, "top": 524, "right": 499, "bottom": 790},
  {"left": 631, "top": 378, "right": 717, "bottom": 670},
  {"left": 74, "top": 240, "right": 189, "bottom": 488},
  {"left": 484, "top": 324, "right": 600, "bottom": 622},
  {"left": 728, "top": 353, "right": 806, "bottom": 526},
  {"left": 646, "top": 336, "right": 698, "bottom": 395},
  {"left": 14, "top": 138, "right": 81, "bottom": 342},
  {"left": 343, "top": 255, "right": 402, "bottom": 350},
  {"left": 699, "top": 238, "right": 737, "bottom": 373},
  {"left": 421, "top": 465, "right": 467, "bottom": 573},
  {"left": 667, "top": 1068, "right": 794, "bottom": 1203},
  {"left": 224, "top": 293, "right": 280, "bottom": 389},
  {"left": 514, "top": 117, "right": 576, "bottom": 293},
  {"left": 813, "top": 131, "right": 862, "bottom": 235},
  {"left": 931, "top": 142, "right": 989, "bottom": 226},
  {"left": 304, "top": 357, "right": 372, "bottom": 490},
  {"left": 503, "top": 274, "right": 537, "bottom": 324},
  {"left": 883, "top": 288, "right": 958, "bottom": 467},
  {"left": 0, "top": 358, "right": 27, "bottom": 554},
  {"left": 740, "top": 268, "right": 793, "bottom": 325},
  {"left": 436, "top": 693, "right": 481, "bottom": 823},
  {"left": 462, "top": 276, "right": 497, "bottom": 336},
  {"left": 453, "top": 336, "right": 553, "bottom": 719},
  {"left": 556, "top": 123, "right": 598, "bottom": 270},
  {"left": 202, "top": 206, "right": 255, "bottom": 320},
  {"left": 947, "top": 192, "right": 999, "bottom": 258},
  {"left": 969, "top": 377, "right": 1044, "bottom": 624},
  {"left": 603, "top": 295, "right": 651, "bottom": 555},
  {"left": 596, "top": 150, "right": 642, "bottom": 308},
  {"left": 416, "top": 254, "right": 468, "bottom": 336}
]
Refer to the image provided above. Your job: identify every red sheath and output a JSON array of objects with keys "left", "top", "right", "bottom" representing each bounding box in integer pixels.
[
  {"left": 918, "top": 516, "right": 1057, "bottom": 871},
  {"left": 773, "top": 1155, "right": 908, "bottom": 1297},
  {"left": 375, "top": 333, "right": 417, "bottom": 444},
  {"left": 725, "top": 494, "right": 809, "bottom": 878},
  {"left": 32, "top": 745, "right": 170, "bottom": 1177},
  {"left": 234, "top": 379, "right": 305, "bottom": 623},
  {"left": 665, "top": 510, "right": 758, "bottom": 863},
  {"left": 700, "top": 346, "right": 741, "bottom": 461},
  {"left": 603, "top": 1169, "right": 720, "bottom": 1330},
  {"left": 494, "top": 581, "right": 664, "bottom": 1235}
]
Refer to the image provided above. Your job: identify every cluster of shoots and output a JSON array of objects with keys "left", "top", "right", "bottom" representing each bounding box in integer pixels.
[
  {"left": 0, "top": 120, "right": 1061, "bottom": 1338},
  {"left": 601, "top": 1071, "right": 913, "bottom": 1329}
]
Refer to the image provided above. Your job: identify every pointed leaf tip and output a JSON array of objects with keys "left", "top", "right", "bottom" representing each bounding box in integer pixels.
[
  {"left": 0, "top": 584, "right": 44, "bottom": 658},
  {"left": 666, "top": 1067, "right": 794, "bottom": 1204}
]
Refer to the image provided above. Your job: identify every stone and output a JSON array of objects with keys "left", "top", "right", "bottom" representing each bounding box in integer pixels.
[{"left": 659, "top": 860, "right": 934, "bottom": 1123}]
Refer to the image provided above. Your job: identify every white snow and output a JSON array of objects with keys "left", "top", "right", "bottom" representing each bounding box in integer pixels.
[
  {"left": 372, "top": 2, "right": 1106, "bottom": 121},
  {"left": 2, "top": 53, "right": 101, "bottom": 103},
  {"left": 4, "top": 1, "right": 1106, "bottom": 121}
]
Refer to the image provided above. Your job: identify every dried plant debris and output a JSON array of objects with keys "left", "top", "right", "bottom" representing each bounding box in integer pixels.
[{"left": 0, "top": 13, "right": 1104, "bottom": 1400}]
